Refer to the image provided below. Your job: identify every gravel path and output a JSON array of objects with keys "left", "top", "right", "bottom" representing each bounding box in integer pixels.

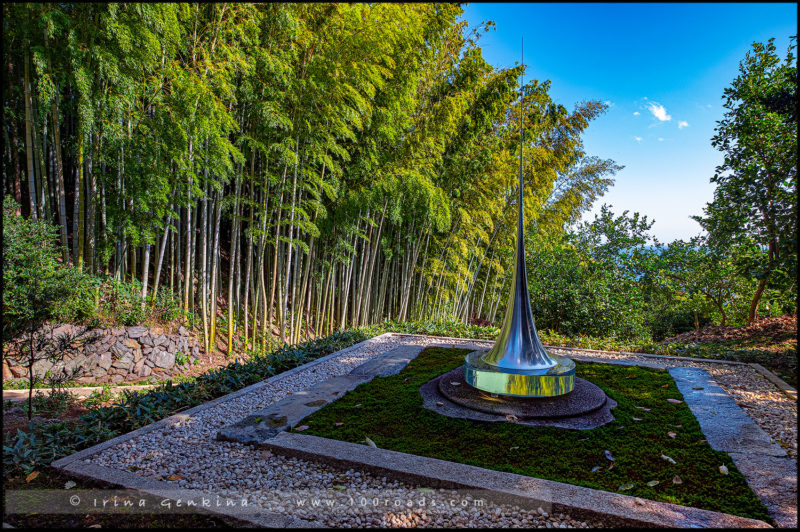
[{"left": 88, "top": 335, "right": 796, "bottom": 527}]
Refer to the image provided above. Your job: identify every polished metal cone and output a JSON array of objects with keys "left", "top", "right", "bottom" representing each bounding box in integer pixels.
[
  {"left": 461, "top": 166, "right": 575, "bottom": 398},
  {"left": 462, "top": 194, "right": 576, "bottom": 397},
  {"left": 481, "top": 186, "right": 555, "bottom": 370}
]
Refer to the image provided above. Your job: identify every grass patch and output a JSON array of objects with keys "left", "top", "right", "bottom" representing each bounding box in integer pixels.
[{"left": 297, "top": 347, "right": 771, "bottom": 523}]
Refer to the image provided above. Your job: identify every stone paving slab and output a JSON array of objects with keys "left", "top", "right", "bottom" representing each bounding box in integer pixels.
[
  {"left": 670, "top": 367, "right": 796, "bottom": 528},
  {"left": 216, "top": 374, "right": 367, "bottom": 443},
  {"left": 217, "top": 345, "right": 425, "bottom": 445},
  {"left": 348, "top": 345, "right": 421, "bottom": 377},
  {"left": 261, "top": 432, "right": 770, "bottom": 528},
  {"left": 670, "top": 368, "right": 787, "bottom": 457}
]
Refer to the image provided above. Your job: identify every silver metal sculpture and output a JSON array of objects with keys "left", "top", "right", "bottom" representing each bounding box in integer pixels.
[{"left": 464, "top": 41, "right": 575, "bottom": 397}]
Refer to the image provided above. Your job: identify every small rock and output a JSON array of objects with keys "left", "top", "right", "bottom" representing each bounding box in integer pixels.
[
  {"left": 153, "top": 351, "right": 175, "bottom": 369},
  {"left": 6, "top": 406, "right": 25, "bottom": 416},
  {"left": 127, "top": 326, "right": 147, "bottom": 339},
  {"left": 123, "top": 339, "right": 139, "bottom": 349}
]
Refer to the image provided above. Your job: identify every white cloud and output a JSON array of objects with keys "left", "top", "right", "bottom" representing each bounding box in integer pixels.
[
  {"left": 678, "top": 121, "right": 689, "bottom": 129},
  {"left": 647, "top": 102, "right": 672, "bottom": 122},
  {"left": 658, "top": 137, "right": 664, "bottom": 142},
  {"left": 634, "top": 136, "right": 642, "bottom": 142},
  {"left": 633, "top": 111, "right": 640, "bottom": 116}
]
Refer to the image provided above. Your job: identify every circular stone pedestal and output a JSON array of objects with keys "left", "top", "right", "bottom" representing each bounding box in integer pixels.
[
  {"left": 441, "top": 368, "right": 606, "bottom": 419},
  {"left": 419, "top": 367, "right": 617, "bottom": 430},
  {"left": 464, "top": 350, "right": 576, "bottom": 397}
]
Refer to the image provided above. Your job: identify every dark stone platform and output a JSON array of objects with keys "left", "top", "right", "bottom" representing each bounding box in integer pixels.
[
  {"left": 421, "top": 367, "right": 616, "bottom": 430},
  {"left": 440, "top": 367, "right": 607, "bottom": 418}
]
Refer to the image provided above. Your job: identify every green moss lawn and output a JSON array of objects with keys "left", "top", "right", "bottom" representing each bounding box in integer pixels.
[{"left": 296, "top": 347, "right": 770, "bottom": 522}]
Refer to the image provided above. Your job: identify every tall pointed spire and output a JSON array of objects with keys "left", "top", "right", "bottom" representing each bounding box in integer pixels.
[
  {"left": 480, "top": 38, "right": 555, "bottom": 371},
  {"left": 464, "top": 38, "right": 575, "bottom": 397}
]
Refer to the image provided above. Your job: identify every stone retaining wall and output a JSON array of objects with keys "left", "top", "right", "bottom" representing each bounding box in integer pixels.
[{"left": 3, "top": 325, "right": 201, "bottom": 384}]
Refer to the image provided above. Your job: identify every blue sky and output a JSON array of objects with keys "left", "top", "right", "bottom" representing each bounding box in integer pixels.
[{"left": 459, "top": 3, "right": 797, "bottom": 242}]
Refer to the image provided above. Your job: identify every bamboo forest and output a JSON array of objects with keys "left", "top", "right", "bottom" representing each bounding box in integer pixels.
[{"left": 3, "top": 3, "right": 623, "bottom": 351}]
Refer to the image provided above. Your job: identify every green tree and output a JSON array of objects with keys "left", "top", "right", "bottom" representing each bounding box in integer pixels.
[
  {"left": 524, "top": 207, "right": 655, "bottom": 341},
  {"left": 2, "top": 197, "right": 97, "bottom": 418},
  {"left": 656, "top": 237, "right": 750, "bottom": 327},
  {"left": 694, "top": 37, "right": 797, "bottom": 324},
  {"left": 3, "top": 196, "right": 71, "bottom": 334}
]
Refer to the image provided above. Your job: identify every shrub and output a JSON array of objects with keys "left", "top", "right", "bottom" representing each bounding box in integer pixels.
[
  {"left": 31, "top": 388, "right": 76, "bottom": 417},
  {"left": 150, "top": 287, "right": 182, "bottom": 322},
  {"left": 99, "top": 277, "right": 146, "bottom": 326},
  {"left": 2, "top": 197, "right": 96, "bottom": 335},
  {"left": 524, "top": 236, "right": 650, "bottom": 341},
  {"left": 52, "top": 269, "right": 100, "bottom": 325}
]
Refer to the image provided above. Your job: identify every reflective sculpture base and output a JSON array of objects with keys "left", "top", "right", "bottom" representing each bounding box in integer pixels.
[{"left": 464, "top": 350, "right": 576, "bottom": 398}]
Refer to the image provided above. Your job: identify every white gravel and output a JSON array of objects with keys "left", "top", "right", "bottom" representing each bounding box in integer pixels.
[{"left": 89, "top": 334, "right": 796, "bottom": 527}]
